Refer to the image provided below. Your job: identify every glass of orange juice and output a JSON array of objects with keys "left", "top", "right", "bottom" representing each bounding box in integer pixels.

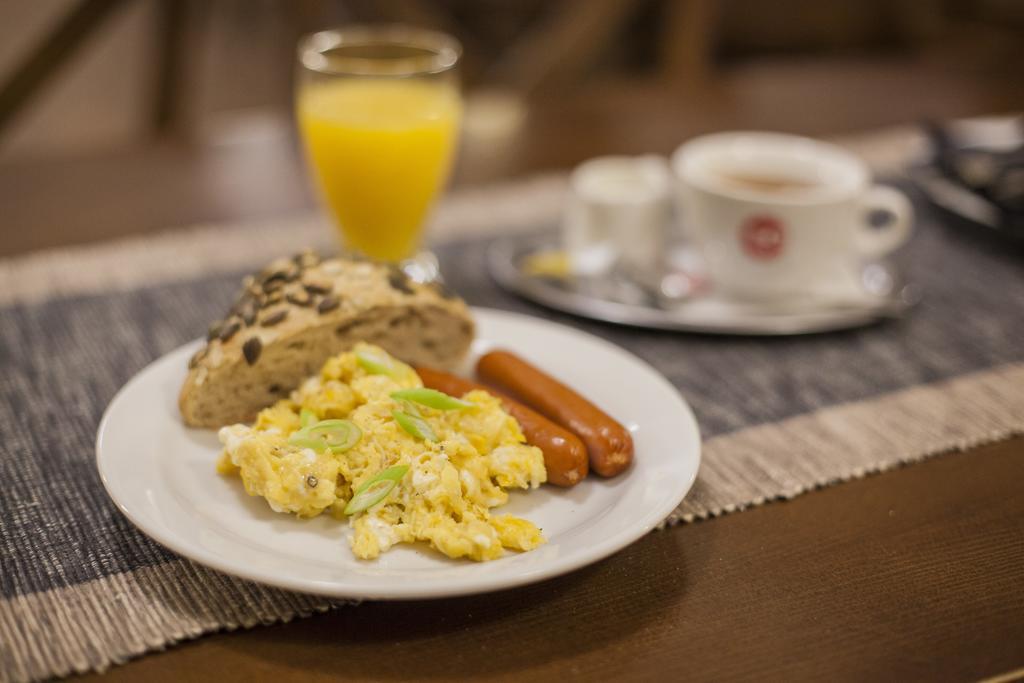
[{"left": 296, "top": 26, "right": 462, "bottom": 279}]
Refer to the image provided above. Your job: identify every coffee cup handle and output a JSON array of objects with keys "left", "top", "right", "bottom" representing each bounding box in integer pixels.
[{"left": 856, "top": 185, "right": 913, "bottom": 257}]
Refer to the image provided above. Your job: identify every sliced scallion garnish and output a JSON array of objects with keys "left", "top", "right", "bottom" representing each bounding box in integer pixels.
[
  {"left": 355, "top": 349, "right": 396, "bottom": 376},
  {"left": 355, "top": 348, "right": 418, "bottom": 385},
  {"left": 299, "top": 408, "right": 317, "bottom": 429},
  {"left": 392, "top": 410, "right": 437, "bottom": 441},
  {"left": 344, "top": 465, "right": 409, "bottom": 515},
  {"left": 390, "top": 388, "right": 472, "bottom": 411},
  {"left": 309, "top": 419, "right": 362, "bottom": 452},
  {"left": 399, "top": 399, "right": 422, "bottom": 419},
  {"left": 288, "top": 419, "right": 361, "bottom": 453}
]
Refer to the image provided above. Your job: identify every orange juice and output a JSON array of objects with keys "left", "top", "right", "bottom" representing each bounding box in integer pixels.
[{"left": 297, "top": 79, "right": 461, "bottom": 261}]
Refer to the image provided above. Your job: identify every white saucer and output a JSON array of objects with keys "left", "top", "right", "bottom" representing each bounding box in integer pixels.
[
  {"left": 96, "top": 308, "right": 700, "bottom": 600},
  {"left": 489, "top": 235, "right": 918, "bottom": 335}
]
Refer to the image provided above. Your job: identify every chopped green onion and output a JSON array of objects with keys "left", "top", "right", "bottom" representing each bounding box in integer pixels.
[
  {"left": 355, "top": 348, "right": 417, "bottom": 384},
  {"left": 309, "top": 419, "right": 362, "bottom": 452},
  {"left": 344, "top": 465, "right": 409, "bottom": 515},
  {"left": 288, "top": 419, "right": 361, "bottom": 453},
  {"left": 299, "top": 408, "right": 317, "bottom": 429},
  {"left": 355, "top": 349, "right": 396, "bottom": 376},
  {"left": 391, "top": 388, "right": 472, "bottom": 411},
  {"left": 397, "top": 398, "right": 423, "bottom": 419},
  {"left": 393, "top": 410, "right": 437, "bottom": 441}
]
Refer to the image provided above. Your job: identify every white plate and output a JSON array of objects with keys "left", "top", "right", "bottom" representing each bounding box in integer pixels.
[{"left": 96, "top": 308, "right": 700, "bottom": 600}]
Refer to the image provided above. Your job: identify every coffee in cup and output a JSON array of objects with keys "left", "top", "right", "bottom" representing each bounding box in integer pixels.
[{"left": 714, "top": 171, "right": 822, "bottom": 195}]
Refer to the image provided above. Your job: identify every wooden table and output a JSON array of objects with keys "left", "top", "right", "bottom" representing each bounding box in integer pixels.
[
  {"left": 78, "top": 437, "right": 1024, "bottom": 682},
  {"left": 3, "top": 91, "right": 1022, "bottom": 681}
]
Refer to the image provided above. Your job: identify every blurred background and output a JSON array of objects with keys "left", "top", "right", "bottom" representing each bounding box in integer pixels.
[{"left": 1, "top": 0, "right": 1023, "bottom": 255}]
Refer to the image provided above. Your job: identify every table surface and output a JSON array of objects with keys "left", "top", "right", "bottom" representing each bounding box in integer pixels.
[
  {"left": 77, "top": 437, "right": 1024, "bottom": 683},
  {"left": 4, "top": 99, "right": 1022, "bottom": 681}
]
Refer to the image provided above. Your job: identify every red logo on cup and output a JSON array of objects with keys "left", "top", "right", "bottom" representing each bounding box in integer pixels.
[{"left": 740, "top": 215, "right": 785, "bottom": 260}]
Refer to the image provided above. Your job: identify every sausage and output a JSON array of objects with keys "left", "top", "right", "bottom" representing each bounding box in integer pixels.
[
  {"left": 476, "top": 350, "right": 633, "bottom": 477},
  {"left": 415, "top": 366, "right": 589, "bottom": 487}
]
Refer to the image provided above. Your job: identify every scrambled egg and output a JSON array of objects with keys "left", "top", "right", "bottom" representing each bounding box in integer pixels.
[{"left": 217, "top": 343, "right": 547, "bottom": 561}]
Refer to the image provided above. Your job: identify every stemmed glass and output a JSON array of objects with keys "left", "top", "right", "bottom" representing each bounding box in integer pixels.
[{"left": 296, "top": 25, "right": 462, "bottom": 280}]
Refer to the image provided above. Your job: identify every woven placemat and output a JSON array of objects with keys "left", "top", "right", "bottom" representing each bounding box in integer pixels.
[{"left": 2, "top": 181, "right": 1023, "bottom": 682}]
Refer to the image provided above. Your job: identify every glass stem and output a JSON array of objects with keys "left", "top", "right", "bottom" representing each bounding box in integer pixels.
[{"left": 401, "top": 250, "right": 440, "bottom": 283}]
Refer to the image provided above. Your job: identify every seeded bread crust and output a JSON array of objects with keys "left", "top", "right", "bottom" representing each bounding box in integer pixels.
[{"left": 179, "top": 251, "right": 474, "bottom": 429}]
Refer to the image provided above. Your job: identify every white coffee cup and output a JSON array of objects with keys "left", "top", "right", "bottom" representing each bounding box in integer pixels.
[
  {"left": 564, "top": 155, "right": 672, "bottom": 275},
  {"left": 671, "top": 132, "right": 912, "bottom": 302}
]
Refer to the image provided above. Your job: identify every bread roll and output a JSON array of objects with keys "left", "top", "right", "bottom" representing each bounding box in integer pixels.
[{"left": 179, "top": 251, "right": 474, "bottom": 428}]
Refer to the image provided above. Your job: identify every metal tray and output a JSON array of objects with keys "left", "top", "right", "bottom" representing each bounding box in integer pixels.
[{"left": 487, "top": 234, "right": 919, "bottom": 336}]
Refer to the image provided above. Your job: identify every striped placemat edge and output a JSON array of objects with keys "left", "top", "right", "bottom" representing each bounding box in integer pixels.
[{"left": 3, "top": 361, "right": 1022, "bottom": 682}]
